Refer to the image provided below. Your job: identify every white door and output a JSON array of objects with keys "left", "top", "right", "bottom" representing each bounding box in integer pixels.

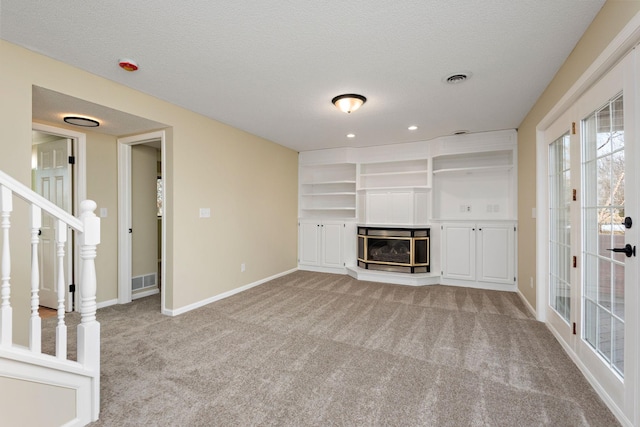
[
  {"left": 576, "top": 52, "right": 637, "bottom": 415},
  {"left": 442, "top": 223, "right": 475, "bottom": 280},
  {"left": 477, "top": 223, "right": 515, "bottom": 284},
  {"left": 33, "top": 138, "right": 72, "bottom": 309},
  {"left": 321, "top": 222, "right": 343, "bottom": 268},
  {"left": 299, "top": 220, "right": 320, "bottom": 265},
  {"left": 545, "top": 50, "right": 638, "bottom": 422}
]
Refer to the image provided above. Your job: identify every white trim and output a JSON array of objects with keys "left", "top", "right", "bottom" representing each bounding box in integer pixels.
[
  {"left": 117, "top": 141, "right": 132, "bottom": 305},
  {"left": 516, "top": 288, "right": 537, "bottom": 318},
  {"left": 32, "top": 123, "right": 87, "bottom": 312},
  {"left": 132, "top": 287, "right": 159, "bottom": 300},
  {"left": 117, "top": 131, "right": 166, "bottom": 313},
  {"left": 96, "top": 299, "right": 117, "bottom": 310},
  {"left": 166, "top": 268, "right": 297, "bottom": 316},
  {"left": 545, "top": 322, "right": 632, "bottom": 427}
]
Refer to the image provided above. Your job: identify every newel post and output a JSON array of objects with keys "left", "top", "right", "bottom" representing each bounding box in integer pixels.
[{"left": 77, "top": 200, "right": 100, "bottom": 369}]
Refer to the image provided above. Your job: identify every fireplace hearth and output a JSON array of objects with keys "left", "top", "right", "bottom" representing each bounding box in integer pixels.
[{"left": 357, "top": 227, "right": 430, "bottom": 273}]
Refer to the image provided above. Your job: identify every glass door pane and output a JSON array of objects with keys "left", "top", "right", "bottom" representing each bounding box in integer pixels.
[
  {"left": 581, "top": 93, "right": 625, "bottom": 377},
  {"left": 549, "top": 133, "right": 571, "bottom": 322}
]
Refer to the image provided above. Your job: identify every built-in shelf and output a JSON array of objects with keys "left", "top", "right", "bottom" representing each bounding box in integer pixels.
[
  {"left": 432, "top": 165, "right": 513, "bottom": 174},
  {"left": 359, "top": 159, "right": 430, "bottom": 191},
  {"left": 357, "top": 186, "right": 431, "bottom": 192},
  {"left": 299, "top": 163, "right": 357, "bottom": 219}
]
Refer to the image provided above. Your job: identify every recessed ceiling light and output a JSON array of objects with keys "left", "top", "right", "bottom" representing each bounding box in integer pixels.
[
  {"left": 63, "top": 116, "right": 100, "bottom": 127},
  {"left": 443, "top": 72, "right": 472, "bottom": 84},
  {"left": 408, "top": 125, "right": 418, "bottom": 130},
  {"left": 346, "top": 133, "right": 356, "bottom": 138}
]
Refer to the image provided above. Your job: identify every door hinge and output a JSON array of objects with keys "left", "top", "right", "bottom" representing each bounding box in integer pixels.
[
  {"left": 572, "top": 189, "right": 577, "bottom": 201},
  {"left": 514, "top": 277, "right": 516, "bottom": 282},
  {"left": 514, "top": 226, "right": 516, "bottom": 232},
  {"left": 68, "top": 156, "right": 76, "bottom": 165},
  {"left": 69, "top": 284, "right": 76, "bottom": 293},
  {"left": 571, "top": 122, "right": 576, "bottom": 134},
  {"left": 572, "top": 256, "right": 577, "bottom": 268},
  {"left": 573, "top": 322, "right": 577, "bottom": 335}
]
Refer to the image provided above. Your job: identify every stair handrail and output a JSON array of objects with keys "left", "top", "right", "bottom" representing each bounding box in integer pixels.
[{"left": 0, "top": 169, "right": 82, "bottom": 231}]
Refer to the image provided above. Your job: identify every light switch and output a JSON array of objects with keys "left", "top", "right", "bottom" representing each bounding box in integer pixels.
[
  {"left": 100, "top": 208, "right": 108, "bottom": 218},
  {"left": 199, "top": 208, "right": 211, "bottom": 218}
]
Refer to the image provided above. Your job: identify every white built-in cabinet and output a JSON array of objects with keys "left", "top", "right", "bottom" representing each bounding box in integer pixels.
[
  {"left": 298, "top": 220, "right": 355, "bottom": 271},
  {"left": 441, "top": 222, "right": 516, "bottom": 286},
  {"left": 297, "top": 129, "right": 518, "bottom": 284}
]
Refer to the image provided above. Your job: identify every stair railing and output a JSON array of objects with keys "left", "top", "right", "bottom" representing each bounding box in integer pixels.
[{"left": 0, "top": 168, "right": 101, "bottom": 418}]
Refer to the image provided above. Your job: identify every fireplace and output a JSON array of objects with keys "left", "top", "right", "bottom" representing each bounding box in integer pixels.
[{"left": 357, "top": 227, "right": 430, "bottom": 273}]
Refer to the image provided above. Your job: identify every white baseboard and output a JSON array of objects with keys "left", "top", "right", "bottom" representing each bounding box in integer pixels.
[
  {"left": 545, "top": 322, "right": 631, "bottom": 427},
  {"left": 516, "top": 288, "right": 537, "bottom": 319},
  {"left": 132, "top": 288, "right": 159, "bottom": 300},
  {"left": 167, "top": 268, "right": 298, "bottom": 316},
  {"left": 96, "top": 299, "right": 118, "bottom": 310}
]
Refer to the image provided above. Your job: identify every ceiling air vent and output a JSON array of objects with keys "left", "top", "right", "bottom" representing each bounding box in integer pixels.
[{"left": 444, "top": 72, "right": 471, "bottom": 84}]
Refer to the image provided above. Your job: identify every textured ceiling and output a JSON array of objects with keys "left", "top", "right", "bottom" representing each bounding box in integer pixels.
[{"left": 1, "top": 1, "right": 606, "bottom": 152}]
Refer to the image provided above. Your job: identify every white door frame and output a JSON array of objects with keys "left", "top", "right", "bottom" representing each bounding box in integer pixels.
[
  {"left": 117, "top": 130, "right": 166, "bottom": 314},
  {"left": 536, "top": 13, "right": 640, "bottom": 426},
  {"left": 32, "top": 122, "right": 87, "bottom": 312}
]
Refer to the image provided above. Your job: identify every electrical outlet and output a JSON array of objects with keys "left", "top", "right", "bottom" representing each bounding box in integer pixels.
[
  {"left": 241, "top": 263, "right": 246, "bottom": 272},
  {"left": 466, "top": 205, "right": 472, "bottom": 212}
]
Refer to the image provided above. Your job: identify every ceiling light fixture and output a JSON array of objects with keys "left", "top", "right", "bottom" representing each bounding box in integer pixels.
[
  {"left": 346, "top": 133, "right": 356, "bottom": 138},
  {"left": 332, "top": 94, "right": 366, "bottom": 114},
  {"left": 63, "top": 116, "right": 100, "bottom": 127},
  {"left": 408, "top": 125, "right": 418, "bottom": 130}
]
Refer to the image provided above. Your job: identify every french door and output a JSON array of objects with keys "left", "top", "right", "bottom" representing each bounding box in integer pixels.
[{"left": 546, "top": 49, "right": 638, "bottom": 422}]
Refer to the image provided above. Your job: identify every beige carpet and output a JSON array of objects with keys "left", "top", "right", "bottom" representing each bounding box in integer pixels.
[{"left": 44, "top": 271, "right": 618, "bottom": 426}]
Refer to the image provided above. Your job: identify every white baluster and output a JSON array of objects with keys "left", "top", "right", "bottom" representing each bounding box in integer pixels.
[
  {"left": 55, "top": 219, "right": 67, "bottom": 359},
  {"left": 77, "top": 200, "right": 100, "bottom": 371},
  {"left": 0, "top": 186, "right": 13, "bottom": 347},
  {"left": 30, "top": 205, "right": 42, "bottom": 353}
]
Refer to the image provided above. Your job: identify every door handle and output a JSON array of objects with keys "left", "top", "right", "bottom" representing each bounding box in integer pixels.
[
  {"left": 607, "top": 244, "right": 636, "bottom": 257},
  {"left": 129, "top": 228, "right": 133, "bottom": 234}
]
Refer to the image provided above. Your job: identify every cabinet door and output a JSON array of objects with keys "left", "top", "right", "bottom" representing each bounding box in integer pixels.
[
  {"left": 321, "top": 222, "right": 343, "bottom": 268},
  {"left": 477, "top": 223, "right": 514, "bottom": 284},
  {"left": 442, "top": 223, "right": 476, "bottom": 280},
  {"left": 299, "top": 221, "right": 320, "bottom": 265}
]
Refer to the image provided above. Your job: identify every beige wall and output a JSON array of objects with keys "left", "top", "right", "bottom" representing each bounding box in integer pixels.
[
  {"left": 0, "top": 40, "right": 298, "bottom": 344},
  {"left": 0, "top": 376, "right": 75, "bottom": 427},
  {"left": 517, "top": 0, "right": 640, "bottom": 309},
  {"left": 131, "top": 144, "right": 159, "bottom": 280}
]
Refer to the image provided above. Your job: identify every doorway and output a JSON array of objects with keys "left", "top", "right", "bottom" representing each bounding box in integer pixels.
[
  {"left": 118, "top": 131, "right": 167, "bottom": 314},
  {"left": 31, "top": 123, "right": 87, "bottom": 312},
  {"left": 540, "top": 48, "right": 638, "bottom": 424}
]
